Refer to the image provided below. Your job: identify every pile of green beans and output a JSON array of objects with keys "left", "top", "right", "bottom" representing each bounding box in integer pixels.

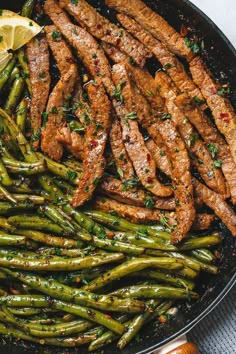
[{"left": 0, "top": 0, "right": 223, "bottom": 350}]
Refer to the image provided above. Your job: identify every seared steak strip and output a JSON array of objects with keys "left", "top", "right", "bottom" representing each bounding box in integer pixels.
[
  {"left": 155, "top": 71, "right": 227, "bottom": 196},
  {"left": 117, "top": 65, "right": 195, "bottom": 242},
  {"left": 100, "top": 177, "right": 175, "bottom": 210},
  {"left": 190, "top": 56, "right": 236, "bottom": 165},
  {"left": 175, "top": 93, "right": 236, "bottom": 204},
  {"left": 146, "top": 138, "right": 172, "bottom": 178},
  {"left": 118, "top": 13, "right": 205, "bottom": 106},
  {"left": 110, "top": 118, "right": 135, "bottom": 180},
  {"left": 105, "top": 0, "right": 192, "bottom": 60},
  {"left": 27, "top": 36, "right": 50, "bottom": 148},
  {"left": 59, "top": 0, "right": 151, "bottom": 67},
  {"left": 44, "top": 0, "right": 114, "bottom": 97},
  {"left": 94, "top": 196, "right": 176, "bottom": 225},
  {"left": 41, "top": 25, "right": 78, "bottom": 161},
  {"left": 71, "top": 82, "right": 111, "bottom": 207},
  {"left": 191, "top": 213, "right": 215, "bottom": 231},
  {"left": 102, "top": 42, "right": 128, "bottom": 63},
  {"left": 112, "top": 63, "right": 172, "bottom": 197},
  {"left": 193, "top": 178, "right": 236, "bottom": 237},
  {"left": 56, "top": 126, "right": 84, "bottom": 160}
]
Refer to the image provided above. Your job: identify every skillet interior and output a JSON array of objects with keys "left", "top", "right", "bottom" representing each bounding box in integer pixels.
[{"left": 0, "top": 0, "right": 235, "bottom": 353}]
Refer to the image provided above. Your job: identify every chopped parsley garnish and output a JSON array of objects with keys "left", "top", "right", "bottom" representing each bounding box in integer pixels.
[
  {"left": 51, "top": 30, "right": 61, "bottom": 40},
  {"left": 126, "top": 111, "right": 137, "bottom": 120},
  {"left": 31, "top": 128, "right": 41, "bottom": 142},
  {"left": 207, "top": 143, "right": 218, "bottom": 159},
  {"left": 143, "top": 195, "right": 155, "bottom": 209},
  {"left": 122, "top": 176, "right": 139, "bottom": 191},
  {"left": 128, "top": 57, "right": 135, "bottom": 65},
  {"left": 193, "top": 96, "right": 205, "bottom": 104},
  {"left": 38, "top": 71, "right": 46, "bottom": 78},
  {"left": 190, "top": 133, "right": 199, "bottom": 147},
  {"left": 117, "top": 167, "right": 124, "bottom": 178},
  {"left": 93, "top": 177, "right": 100, "bottom": 186},
  {"left": 113, "top": 83, "right": 124, "bottom": 103},
  {"left": 217, "top": 86, "right": 231, "bottom": 96},
  {"left": 184, "top": 36, "right": 200, "bottom": 54},
  {"left": 29, "top": 21, "right": 33, "bottom": 27},
  {"left": 214, "top": 159, "right": 222, "bottom": 168},
  {"left": 50, "top": 106, "right": 58, "bottom": 114},
  {"left": 160, "top": 113, "right": 172, "bottom": 120},
  {"left": 70, "top": 0, "right": 78, "bottom": 5},
  {"left": 163, "top": 63, "right": 172, "bottom": 70},
  {"left": 146, "top": 90, "right": 154, "bottom": 96},
  {"left": 108, "top": 210, "right": 119, "bottom": 217}
]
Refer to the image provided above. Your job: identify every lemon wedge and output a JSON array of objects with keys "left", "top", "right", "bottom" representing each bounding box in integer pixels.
[{"left": 0, "top": 13, "right": 42, "bottom": 71}]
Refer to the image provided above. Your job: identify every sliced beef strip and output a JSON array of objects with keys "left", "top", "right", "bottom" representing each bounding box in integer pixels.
[
  {"left": 94, "top": 196, "right": 176, "bottom": 225},
  {"left": 41, "top": 26, "right": 78, "bottom": 161},
  {"left": 100, "top": 177, "right": 176, "bottom": 210},
  {"left": 110, "top": 118, "right": 135, "bottom": 180},
  {"left": 56, "top": 126, "right": 84, "bottom": 160},
  {"left": 105, "top": 0, "right": 193, "bottom": 60},
  {"left": 71, "top": 82, "right": 111, "bottom": 207},
  {"left": 146, "top": 138, "right": 172, "bottom": 178},
  {"left": 190, "top": 56, "right": 236, "bottom": 165},
  {"left": 59, "top": 0, "right": 151, "bottom": 67},
  {"left": 44, "top": 0, "right": 114, "bottom": 97},
  {"left": 193, "top": 178, "right": 236, "bottom": 237},
  {"left": 118, "top": 65, "right": 195, "bottom": 242},
  {"left": 102, "top": 42, "right": 128, "bottom": 63},
  {"left": 26, "top": 36, "right": 51, "bottom": 149},
  {"left": 117, "top": 13, "right": 205, "bottom": 107},
  {"left": 191, "top": 213, "right": 215, "bottom": 231},
  {"left": 112, "top": 63, "right": 172, "bottom": 197},
  {"left": 155, "top": 71, "right": 228, "bottom": 196},
  {"left": 175, "top": 93, "right": 236, "bottom": 204}
]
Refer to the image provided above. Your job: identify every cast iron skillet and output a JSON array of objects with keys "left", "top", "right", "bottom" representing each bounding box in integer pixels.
[{"left": 0, "top": 0, "right": 236, "bottom": 353}]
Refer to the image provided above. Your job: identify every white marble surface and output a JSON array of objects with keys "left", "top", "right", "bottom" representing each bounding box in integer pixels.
[{"left": 190, "top": 0, "right": 236, "bottom": 48}]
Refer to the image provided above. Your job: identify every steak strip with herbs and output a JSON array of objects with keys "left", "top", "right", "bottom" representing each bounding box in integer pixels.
[
  {"left": 41, "top": 25, "right": 78, "bottom": 161},
  {"left": 59, "top": 0, "right": 151, "bottom": 67},
  {"left": 175, "top": 93, "right": 236, "bottom": 203},
  {"left": 112, "top": 63, "right": 172, "bottom": 197},
  {"left": 117, "top": 13, "right": 205, "bottom": 106},
  {"left": 105, "top": 0, "right": 193, "bottom": 60},
  {"left": 190, "top": 56, "right": 236, "bottom": 165},
  {"left": 71, "top": 82, "right": 111, "bottom": 207},
  {"left": 155, "top": 71, "right": 227, "bottom": 195},
  {"left": 27, "top": 36, "right": 51, "bottom": 148}
]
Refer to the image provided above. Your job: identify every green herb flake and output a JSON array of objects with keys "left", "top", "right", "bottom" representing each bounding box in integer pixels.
[
  {"left": 128, "top": 57, "right": 135, "bottom": 65},
  {"left": 29, "top": 21, "right": 33, "bottom": 27},
  {"left": 193, "top": 96, "right": 205, "bottom": 104},
  {"left": 52, "top": 30, "right": 61, "bottom": 40},
  {"left": 50, "top": 106, "right": 58, "bottom": 114},
  {"left": 163, "top": 63, "right": 172, "bottom": 70},
  {"left": 93, "top": 177, "right": 100, "bottom": 186},
  {"left": 117, "top": 167, "right": 124, "bottom": 178},
  {"left": 214, "top": 159, "right": 223, "bottom": 168},
  {"left": 217, "top": 86, "right": 231, "bottom": 96},
  {"left": 184, "top": 36, "right": 200, "bottom": 54},
  {"left": 207, "top": 143, "right": 218, "bottom": 159},
  {"left": 126, "top": 111, "right": 137, "bottom": 120},
  {"left": 160, "top": 113, "right": 172, "bottom": 120},
  {"left": 70, "top": 0, "right": 78, "bottom": 5},
  {"left": 146, "top": 90, "right": 154, "bottom": 97},
  {"left": 113, "top": 83, "right": 124, "bottom": 103},
  {"left": 31, "top": 128, "right": 41, "bottom": 142},
  {"left": 38, "top": 71, "right": 46, "bottom": 79},
  {"left": 143, "top": 195, "right": 155, "bottom": 209}
]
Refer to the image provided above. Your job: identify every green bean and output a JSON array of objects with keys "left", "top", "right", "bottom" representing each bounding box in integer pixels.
[
  {"left": 117, "top": 300, "right": 172, "bottom": 349},
  {"left": 92, "top": 236, "right": 145, "bottom": 255},
  {"left": 169, "top": 266, "right": 199, "bottom": 279},
  {"left": 189, "top": 249, "right": 216, "bottom": 263},
  {"left": 0, "top": 234, "right": 30, "bottom": 246},
  {"left": 111, "top": 285, "right": 199, "bottom": 300},
  {"left": 4, "top": 77, "right": 25, "bottom": 115},
  {"left": 0, "top": 322, "right": 96, "bottom": 347},
  {"left": 84, "top": 210, "right": 172, "bottom": 240},
  {"left": 17, "top": 49, "right": 31, "bottom": 95},
  {"left": 187, "top": 256, "right": 218, "bottom": 274},
  {"left": 83, "top": 258, "right": 184, "bottom": 292},
  {"left": 0, "top": 137, "right": 15, "bottom": 159},
  {"left": 37, "top": 153, "right": 80, "bottom": 184},
  {"left": 8, "top": 215, "right": 65, "bottom": 235},
  {"left": 16, "top": 98, "right": 28, "bottom": 132},
  {"left": 54, "top": 178, "right": 74, "bottom": 194},
  {"left": 178, "top": 234, "right": 222, "bottom": 250},
  {"left": 0, "top": 201, "right": 38, "bottom": 214},
  {"left": 0, "top": 252, "right": 124, "bottom": 271},
  {"left": 21, "top": 0, "right": 36, "bottom": 17},
  {"left": 0, "top": 108, "right": 38, "bottom": 163},
  {"left": 38, "top": 175, "right": 106, "bottom": 236},
  {"left": 0, "top": 248, "right": 38, "bottom": 259},
  {"left": 27, "top": 319, "right": 94, "bottom": 338},
  {"left": 145, "top": 250, "right": 201, "bottom": 271},
  {"left": 0, "top": 58, "right": 16, "bottom": 90},
  {"left": 8, "top": 307, "right": 42, "bottom": 316},
  {"left": 0, "top": 159, "right": 13, "bottom": 187},
  {"left": 0, "top": 269, "right": 145, "bottom": 313},
  {"left": 0, "top": 183, "right": 17, "bottom": 203},
  {"left": 133, "top": 270, "right": 195, "bottom": 290},
  {"left": 2, "top": 157, "right": 46, "bottom": 175},
  {"left": 0, "top": 217, "right": 15, "bottom": 231},
  {"left": 37, "top": 247, "right": 86, "bottom": 258},
  {"left": 11, "top": 194, "right": 46, "bottom": 205},
  {"left": 4, "top": 66, "right": 20, "bottom": 93},
  {"left": 17, "top": 229, "right": 85, "bottom": 248},
  {"left": 42, "top": 204, "right": 76, "bottom": 233},
  {"left": 64, "top": 158, "right": 83, "bottom": 172}
]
